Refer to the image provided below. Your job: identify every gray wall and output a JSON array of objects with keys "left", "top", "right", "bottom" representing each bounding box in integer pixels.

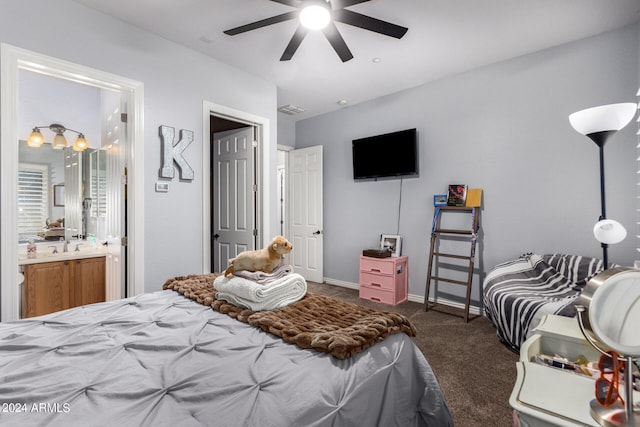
[
  {"left": 277, "top": 117, "right": 296, "bottom": 148},
  {"left": 1, "top": 0, "right": 279, "bottom": 291},
  {"left": 295, "top": 24, "right": 640, "bottom": 307}
]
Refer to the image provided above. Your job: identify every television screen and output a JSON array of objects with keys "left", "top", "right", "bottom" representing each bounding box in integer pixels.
[{"left": 352, "top": 128, "right": 418, "bottom": 180}]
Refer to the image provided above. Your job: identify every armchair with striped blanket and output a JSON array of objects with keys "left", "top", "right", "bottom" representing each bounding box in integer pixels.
[{"left": 482, "top": 253, "right": 604, "bottom": 351}]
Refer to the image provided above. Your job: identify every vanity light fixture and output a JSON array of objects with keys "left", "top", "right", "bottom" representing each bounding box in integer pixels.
[{"left": 28, "top": 123, "right": 89, "bottom": 152}]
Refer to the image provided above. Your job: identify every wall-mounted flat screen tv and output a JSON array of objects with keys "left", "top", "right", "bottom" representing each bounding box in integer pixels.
[{"left": 352, "top": 128, "right": 418, "bottom": 180}]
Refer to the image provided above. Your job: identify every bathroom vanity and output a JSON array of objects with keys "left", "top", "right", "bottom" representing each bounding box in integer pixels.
[{"left": 19, "top": 246, "right": 107, "bottom": 318}]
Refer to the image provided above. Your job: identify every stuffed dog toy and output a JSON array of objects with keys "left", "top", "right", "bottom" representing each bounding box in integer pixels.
[{"left": 224, "top": 235, "right": 293, "bottom": 277}]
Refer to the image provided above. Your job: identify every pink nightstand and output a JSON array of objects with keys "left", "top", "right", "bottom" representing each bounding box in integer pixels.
[{"left": 359, "top": 255, "right": 408, "bottom": 306}]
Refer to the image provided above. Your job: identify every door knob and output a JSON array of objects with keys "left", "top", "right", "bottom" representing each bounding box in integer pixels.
[
  {"left": 213, "top": 233, "right": 220, "bottom": 240},
  {"left": 313, "top": 230, "right": 322, "bottom": 235}
]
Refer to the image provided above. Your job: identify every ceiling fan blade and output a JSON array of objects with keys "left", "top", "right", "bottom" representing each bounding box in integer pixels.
[
  {"left": 269, "top": 0, "right": 304, "bottom": 6},
  {"left": 330, "top": 0, "right": 370, "bottom": 9},
  {"left": 224, "top": 11, "right": 299, "bottom": 36},
  {"left": 322, "top": 21, "right": 353, "bottom": 62},
  {"left": 333, "top": 9, "right": 408, "bottom": 39},
  {"left": 280, "top": 25, "right": 309, "bottom": 61}
]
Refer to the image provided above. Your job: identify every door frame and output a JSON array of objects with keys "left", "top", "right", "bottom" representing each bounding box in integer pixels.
[
  {"left": 0, "top": 43, "right": 145, "bottom": 321},
  {"left": 202, "top": 101, "right": 271, "bottom": 273},
  {"left": 277, "top": 146, "right": 292, "bottom": 265}
]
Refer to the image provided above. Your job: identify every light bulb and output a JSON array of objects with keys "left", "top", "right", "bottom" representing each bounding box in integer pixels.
[
  {"left": 300, "top": 4, "right": 330, "bottom": 30},
  {"left": 73, "top": 134, "right": 88, "bottom": 152}
]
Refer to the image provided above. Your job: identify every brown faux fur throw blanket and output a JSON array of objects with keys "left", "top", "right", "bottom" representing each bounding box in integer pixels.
[{"left": 162, "top": 273, "right": 416, "bottom": 359}]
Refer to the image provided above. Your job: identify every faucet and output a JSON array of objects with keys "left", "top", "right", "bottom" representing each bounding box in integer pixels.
[
  {"left": 49, "top": 246, "right": 58, "bottom": 254},
  {"left": 75, "top": 243, "right": 81, "bottom": 252},
  {"left": 63, "top": 240, "right": 69, "bottom": 253}
]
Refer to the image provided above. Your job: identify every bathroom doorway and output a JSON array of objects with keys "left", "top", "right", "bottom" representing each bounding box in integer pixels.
[{"left": 1, "top": 44, "right": 145, "bottom": 321}]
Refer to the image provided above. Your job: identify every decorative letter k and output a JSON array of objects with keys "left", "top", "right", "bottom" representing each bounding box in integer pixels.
[{"left": 159, "top": 125, "right": 194, "bottom": 180}]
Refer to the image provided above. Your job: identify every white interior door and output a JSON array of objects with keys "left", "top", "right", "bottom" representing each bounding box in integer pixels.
[
  {"left": 102, "top": 91, "right": 126, "bottom": 300},
  {"left": 289, "top": 145, "right": 323, "bottom": 282},
  {"left": 212, "top": 127, "right": 255, "bottom": 273}
]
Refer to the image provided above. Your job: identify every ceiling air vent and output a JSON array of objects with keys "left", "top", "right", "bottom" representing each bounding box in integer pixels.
[{"left": 278, "top": 104, "right": 305, "bottom": 115}]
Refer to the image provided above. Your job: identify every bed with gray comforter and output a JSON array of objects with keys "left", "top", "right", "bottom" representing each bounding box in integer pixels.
[{"left": 0, "top": 287, "right": 452, "bottom": 427}]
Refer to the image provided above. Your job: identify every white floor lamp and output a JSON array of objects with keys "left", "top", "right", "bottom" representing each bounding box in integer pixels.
[
  {"left": 568, "top": 102, "right": 637, "bottom": 269},
  {"left": 570, "top": 102, "right": 639, "bottom": 426}
]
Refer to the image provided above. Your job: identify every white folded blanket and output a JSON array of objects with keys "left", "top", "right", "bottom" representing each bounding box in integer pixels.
[
  {"left": 233, "top": 264, "right": 293, "bottom": 285},
  {"left": 214, "top": 273, "right": 307, "bottom": 311}
]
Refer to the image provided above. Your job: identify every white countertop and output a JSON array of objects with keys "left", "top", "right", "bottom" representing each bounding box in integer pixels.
[{"left": 18, "top": 247, "right": 109, "bottom": 265}]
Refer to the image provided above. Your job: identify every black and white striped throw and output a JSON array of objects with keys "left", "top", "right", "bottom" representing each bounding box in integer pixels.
[{"left": 482, "top": 253, "right": 604, "bottom": 351}]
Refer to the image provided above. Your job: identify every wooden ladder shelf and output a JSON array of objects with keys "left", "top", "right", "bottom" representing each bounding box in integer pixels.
[{"left": 424, "top": 206, "right": 480, "bottom": 322}]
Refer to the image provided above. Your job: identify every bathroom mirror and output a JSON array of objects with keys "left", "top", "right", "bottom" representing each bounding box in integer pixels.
[
  {"left": 18, "top": 68, "right": 102, "bottom": 244},
  {"left": 17, "top": 140, "right": 102, "bottom": 243}
]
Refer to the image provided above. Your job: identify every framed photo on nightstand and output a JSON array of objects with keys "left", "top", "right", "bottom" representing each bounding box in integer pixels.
[{"left": 380, "top": 234, "right": 402, "bottom": 257}]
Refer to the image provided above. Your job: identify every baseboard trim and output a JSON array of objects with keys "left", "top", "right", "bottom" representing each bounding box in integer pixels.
[{"left": 322, "top": 277, "right": 483, "bottom": 316}]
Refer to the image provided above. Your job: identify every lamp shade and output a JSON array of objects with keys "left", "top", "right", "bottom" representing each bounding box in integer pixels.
[
  {"left": 593, "top": 219, "right": 627, "bottom": 244},
  {"left": 568, "top": 103, "right": 636, "bottom": 136},
  {"left": 72, "top": 134, "right": 88, "bottom": 152},
  {"left": 51, "top": 133, "right": 67, "bottom": 149},
  {"left": 27, "top": 128, "right": 44, "bottom": 148}
]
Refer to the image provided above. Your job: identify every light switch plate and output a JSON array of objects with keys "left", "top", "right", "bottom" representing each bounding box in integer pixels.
[{"left": 155, "top": 182, "right": 169, "bottom": 193}]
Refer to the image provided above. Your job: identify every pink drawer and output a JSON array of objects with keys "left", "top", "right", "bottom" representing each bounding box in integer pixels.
[
  {"left": 360, "top": 271, "right": 395, "bottom": 291},
  {"left": 359, "top": 285, "right": 394, "bottom": 305},
  {"left": 360, "top": 257, "right": 394, "bottom": 275}
]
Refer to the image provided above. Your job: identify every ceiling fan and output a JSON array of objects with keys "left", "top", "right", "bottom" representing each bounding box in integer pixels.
[{"left": 223, "top": 0, "right": 408, "bottom": 62}]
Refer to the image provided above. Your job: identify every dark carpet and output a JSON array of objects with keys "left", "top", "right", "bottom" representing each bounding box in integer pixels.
[{"left": 306, "top": 282, "right": 518, "bottom": 427}]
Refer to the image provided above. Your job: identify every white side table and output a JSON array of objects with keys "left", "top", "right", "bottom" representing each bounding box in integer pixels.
[{"left": 510, "top": 315, "right": 638, "bottom": 426}]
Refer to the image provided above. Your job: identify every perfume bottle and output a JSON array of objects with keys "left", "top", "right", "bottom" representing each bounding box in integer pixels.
[{"left": 27, "top": 239, "right": 37, "bottom": 259}]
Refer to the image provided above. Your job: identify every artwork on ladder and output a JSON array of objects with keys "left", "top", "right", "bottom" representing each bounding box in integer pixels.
[
  {"left": 447, "top": 184, "right": 467, "bottom": 206},
  {"left": 434, "top": 194, "right": 447, "bottom": 206},
  {"left": 380, "top": 234, "right": 402, "bottom": 257}
]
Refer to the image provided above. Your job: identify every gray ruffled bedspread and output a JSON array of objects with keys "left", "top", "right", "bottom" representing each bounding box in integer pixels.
[{"left": 0, "top": 290, "right": 452, "bottom": 427}]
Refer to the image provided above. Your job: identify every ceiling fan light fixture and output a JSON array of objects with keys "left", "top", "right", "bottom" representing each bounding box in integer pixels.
[
  {"left": 224, "top": 0, "right": 407, "bottom": 62},
  {"left": 300, "top": 4, "right": 331, "bottom": 30}
]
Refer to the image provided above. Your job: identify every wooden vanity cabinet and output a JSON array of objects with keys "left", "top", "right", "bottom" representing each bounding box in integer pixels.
[
  {"left": 23, "top": 260, "right": 73, "bottom": 318},
  {"left": 73, "top": 257, "right": 106, "bottom": 306},
  {"left": 23, "top": 257, "right": 106, "bottom": 318}
]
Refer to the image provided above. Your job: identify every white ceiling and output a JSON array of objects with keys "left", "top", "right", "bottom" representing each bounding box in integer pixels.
[{"left": 71, "top": 0, "right": 640, "bottom": 122}]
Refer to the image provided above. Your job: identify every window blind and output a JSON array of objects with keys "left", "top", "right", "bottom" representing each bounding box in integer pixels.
[
  {"left": 18, "top": 163, "right": 49, "bottom": 238},
  {"left": 90, "top": 173, "right": 107, "bottom": 218}
]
